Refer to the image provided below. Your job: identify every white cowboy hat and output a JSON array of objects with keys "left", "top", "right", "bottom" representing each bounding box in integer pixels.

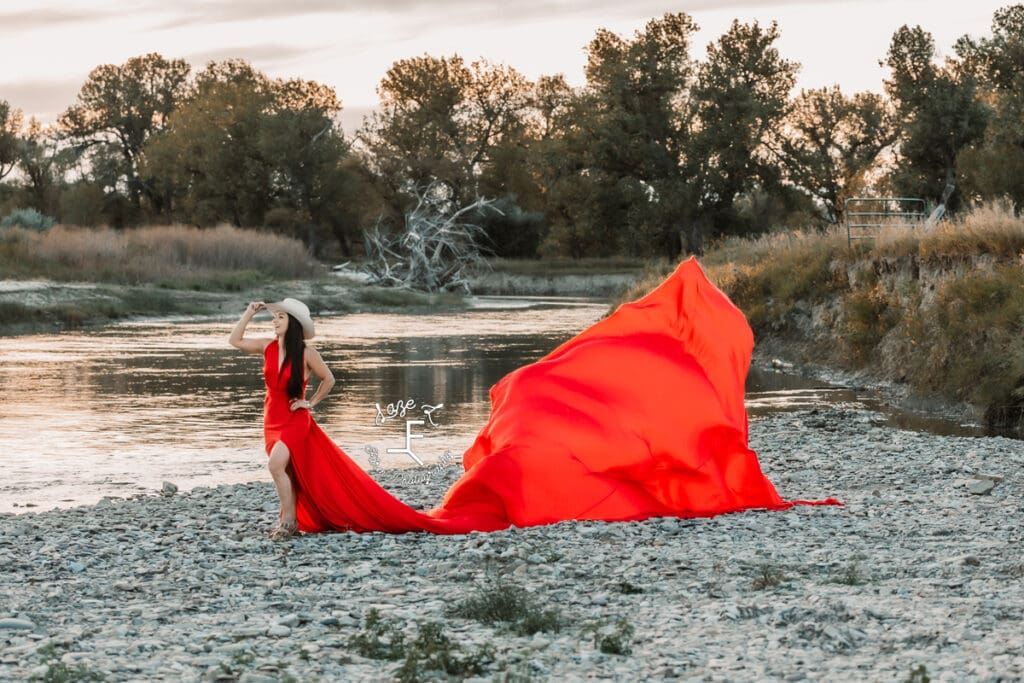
[{"left": 266, "top": 298, "right": 315, "bottom": 339}]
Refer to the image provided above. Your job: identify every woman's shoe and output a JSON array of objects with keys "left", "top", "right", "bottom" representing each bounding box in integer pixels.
[{"left": 269, "top": 519, "right": 299, "bottom": 540}]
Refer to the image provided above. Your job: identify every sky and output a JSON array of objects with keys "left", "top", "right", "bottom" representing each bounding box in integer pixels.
[{"left": 0, "top": 0, "right": 1011, "bottom": 135}]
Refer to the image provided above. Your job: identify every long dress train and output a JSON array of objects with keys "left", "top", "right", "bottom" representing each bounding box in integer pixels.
[{"left": 262, "top": 257, "right": 840, "bottom": 535}]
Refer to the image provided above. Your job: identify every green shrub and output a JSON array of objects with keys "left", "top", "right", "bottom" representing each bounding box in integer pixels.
[
  {"left": 588, "top": 617, "right": 635, "bottom": 655},
  {"left": 751, "top": 564, "right": 787, "bottom": 590},
  {"left": 347, "top": 608, "right": 407, "bottom": 660},
  {"left": 1, "top": 208, "right": 55, "bottom": 231},
  {"left": 393, "top": 621, "right": 495, "bottom": 682},
  {"left": 448, "top": 576, "right": 563, "bottom": 636},
  {"left": 906, "top": 664, "right": 931, "bottom": 683},
  {"left": 30, "top": 644, "right": 105, "bottom": 682},
  {"left": 829, "top": 562, "right": 868, "bottom": 586}
]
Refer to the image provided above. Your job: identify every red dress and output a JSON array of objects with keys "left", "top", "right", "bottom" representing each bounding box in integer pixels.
[
  {"left": 262, "top": 258, "right": 839, "bottom": 535},
  {"left": 263, "top": 342, "right": 312, "bottom": 460}
]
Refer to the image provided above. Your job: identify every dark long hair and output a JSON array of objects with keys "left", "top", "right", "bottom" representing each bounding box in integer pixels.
[{"left": 283, "top": 313, "right": 306, "bottom": 400}]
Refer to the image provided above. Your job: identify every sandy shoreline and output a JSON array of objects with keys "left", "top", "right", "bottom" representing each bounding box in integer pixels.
[{"left": 1, "top": 407, "right": 1021, "bottom": 682}]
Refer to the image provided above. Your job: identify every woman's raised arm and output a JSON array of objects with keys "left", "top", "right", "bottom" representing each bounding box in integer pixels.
[{"left": 229, "top": 301, "right": 271, "bottom": 355}]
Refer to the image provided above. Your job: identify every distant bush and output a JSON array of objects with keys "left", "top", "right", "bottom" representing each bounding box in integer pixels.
[
  {"left": 1, "top": 207, "right": 56, "bottom": 231},
  {"left": 473, "top": 196, "right": 546, "bottom": 259},
  {"left": 60, "top": 183, "right": 107, "bottom": 227}
]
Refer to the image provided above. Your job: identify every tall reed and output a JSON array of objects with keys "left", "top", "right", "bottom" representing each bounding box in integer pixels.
[{"left": 0, "top": 224, "right": 317, "bottom": 284}]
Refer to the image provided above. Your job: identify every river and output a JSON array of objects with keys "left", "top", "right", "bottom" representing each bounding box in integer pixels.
[{"left": 0, "top": 296, "right": 982, "bottom": 513}]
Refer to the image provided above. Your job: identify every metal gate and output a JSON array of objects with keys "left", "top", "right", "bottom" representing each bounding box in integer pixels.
[{"left": 844, "top": 197, "right": 927, "bottom": 246}]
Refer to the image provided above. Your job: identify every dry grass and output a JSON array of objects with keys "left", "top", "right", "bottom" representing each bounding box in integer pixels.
[
  {"left": 613, "top": 227, "right": 857, "bottom": 329},
  {"left": 873, "top": 199, "right": 1024, "bottom": 260},
  {"left": 0, "top": 224, "right": 317, "bottom": 286}
]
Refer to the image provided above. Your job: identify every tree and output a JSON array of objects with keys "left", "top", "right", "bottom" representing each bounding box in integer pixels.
[
  {"left": 360, "top": 54, "right": 531, "bottom": 211},
  {"left": 883, "top": 25, "right": 989, "bottom": 211},
  {"left": 956, "top": 4, "right": 1024, "bottom": 91},
  {"left": 955, "top": 5, "right": 1024, "bottom": 207},
  {"left": 59, "top": 53, "right": 190, "bottom": 218},
  {"left": 779, "top": 87, "right": 895, "bottom": 223},
  {"left": 537, "top": 13, "right": 700, "bottom": 258},
  {"left": 0, "top": 100, "right": 22, "bottom": 182},
  {"left": 260, "top": 79, "right": 362, "bottom": 256},
  {"left": 142, "top": 60, "right": 275, "bottom": 227},
  {"left": 18, "top": 118, "right": 64, "bottom": 217},
  {"left": 689, "top": 19, "right": 799, "bottom": 236},
  {"left": 143, "top": 60, "right": 361, "bottom": 255}
]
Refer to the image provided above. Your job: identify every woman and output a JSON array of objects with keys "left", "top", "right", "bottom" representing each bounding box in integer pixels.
[
  {"left": 229, "top": 259, "right": 838, "bottom": 539},
  {"left": 229, "top": 298, "right": 334, "bottom": 539}
]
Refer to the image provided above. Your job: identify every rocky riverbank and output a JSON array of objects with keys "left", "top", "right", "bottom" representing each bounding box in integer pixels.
[{"left": 1, "top": 407, "right": 1021, "bottom": 682}]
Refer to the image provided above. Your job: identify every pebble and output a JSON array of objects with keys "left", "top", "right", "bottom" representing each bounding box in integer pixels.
[
  {"left": 968, "top": 479, "right": 996, "bottom": 496},
  {"left": 0, "top": 618, "right": 34, "bottom": 630},
  {"left": 0, "top": 408, "right": 1019, "bottom": 682}
]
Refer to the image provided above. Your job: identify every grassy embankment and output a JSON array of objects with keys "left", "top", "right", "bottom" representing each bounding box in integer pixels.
[
  {"left": 617, "top": 202, "right": 1024, "bottom": 435},
  {"left": 0, "top": 224, "right": 647, "bottom": 335},
  {"left": 0, "top": 224, "right": 470, "bottom": 334}
]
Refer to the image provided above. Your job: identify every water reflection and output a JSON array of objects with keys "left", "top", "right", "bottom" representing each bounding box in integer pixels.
[
  {"left": 0, "top": 300, "right": 607, "bottom": 513},
  {"left": 0, "top": 298, "right": 984, "bottom": 514},
  {"left": 746, "top": 366, "right": 984, "bottom": 437}
]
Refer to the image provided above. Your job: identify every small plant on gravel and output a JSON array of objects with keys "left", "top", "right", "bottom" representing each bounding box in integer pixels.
[
  {"left": 617, "top": 579, "right": 645, "bottom": 594},
  {"left": 751, "top": 564, "right": 786, "bottom": 590},
  {"left": 585, "top": 617, "right": 635, "bottom": 655},
  {"left": 448, "top": 576, "right": 563, "bottom": 635},
  {"left": 830, "top": 562, "right": 868, "bottom": 586},
  {"left": 905, "top": 664, "right": 931, "bottom": 683},
  {"left": 393, "top": 621, "right": 496, "bottom": 682},
  {"left": 30, "top": 644, "right": 106, "bottom": 682},
  {"left": 999, "top": 562, "right": 1024, "bottom": 579},
  {"left": 348, "top": 607, "right": 407, "bottom": 660},
  {"left": 216, "top": 650, "right": 257, "bottom": 679}
]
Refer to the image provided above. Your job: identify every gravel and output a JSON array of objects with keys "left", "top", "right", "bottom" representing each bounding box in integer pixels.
[{"left": 0, "top": 407, "right": 1021, "bottom": 682}]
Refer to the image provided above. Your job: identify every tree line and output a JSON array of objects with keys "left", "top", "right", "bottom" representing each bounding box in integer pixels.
[{"left": 1, "top": 6, "right": 1022, "bottom": 260}]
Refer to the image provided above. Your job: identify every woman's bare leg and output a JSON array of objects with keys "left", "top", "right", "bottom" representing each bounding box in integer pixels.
[{"left": 268, "top": 441, "right": 296, "bottom": 527}]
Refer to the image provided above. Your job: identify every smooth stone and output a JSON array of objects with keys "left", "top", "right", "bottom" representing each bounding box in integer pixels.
[
  {"left": 266, "top": 625, "right": 291, "bottom": 638},
  {"left": 0, "top": 618, "right": 34, "bottom": 630},
  {"left": 239, "top": 673, "right": 278, "bottom": 683},
  {"left": 968, "top": 479, "right": 995, "bottom": 496}
]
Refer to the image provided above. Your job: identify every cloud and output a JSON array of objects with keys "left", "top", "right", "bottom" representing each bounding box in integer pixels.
[
  {"left": 148, "top": 0, "right": 876, "bottom": 31},
  {"left": 0, "top": 8, "right": 108, "bottom": 34},
  {"left": 184, "top": 43, "right": 327, "bottom": 70},
  {"left": 0, "top": 77, "right": 83, "bottom": 122},
  {"left": 150, "top": 0, "right": 364, "bottom": 30}
]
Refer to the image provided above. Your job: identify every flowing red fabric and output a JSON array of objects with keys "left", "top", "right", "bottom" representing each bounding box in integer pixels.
[{"left": 263, "top": 257, "right": 840, "bottom": 535}]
